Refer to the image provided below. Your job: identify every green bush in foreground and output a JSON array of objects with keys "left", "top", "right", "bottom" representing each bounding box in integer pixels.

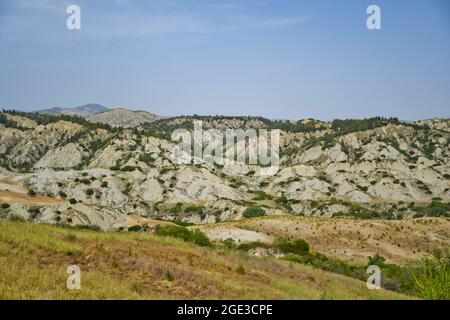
[
  {"left": 283, "top": 248, "right": 449, "bottom": 299},
  {"left": 412, "top": 250, "right": 450, "bottom": 300},
  {"left": 154, "top": 225, "right": 212, "bottom": 247}
]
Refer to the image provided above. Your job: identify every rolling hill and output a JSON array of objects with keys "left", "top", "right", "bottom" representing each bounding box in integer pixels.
[{"left": 0, "top": 220, "right": 409, "bottom": 299}]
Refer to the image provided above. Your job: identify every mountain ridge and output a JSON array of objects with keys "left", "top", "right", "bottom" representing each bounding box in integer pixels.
[
  {"left": 1, "top": 111, "right": 448, "bottom": 230},
  {"left": 36, "top": 103, "right": 109, "bottom": 117},
  {"left": 87, "top": 108, "right": 161, "bottom": 128}
]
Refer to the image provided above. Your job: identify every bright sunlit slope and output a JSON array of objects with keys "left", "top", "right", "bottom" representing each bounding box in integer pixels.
[{"left": 0, "top": 220, "right": 409, "bottom": 300}]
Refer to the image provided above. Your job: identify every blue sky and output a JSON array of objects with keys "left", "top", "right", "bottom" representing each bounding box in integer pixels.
[{"left": 0, "top": 0, "right": 449, "bottom": 120}]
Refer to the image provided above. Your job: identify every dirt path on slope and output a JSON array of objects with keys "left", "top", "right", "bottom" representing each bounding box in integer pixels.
[{"left": 0, "top": 190, "right": 65, "bottom": 206}]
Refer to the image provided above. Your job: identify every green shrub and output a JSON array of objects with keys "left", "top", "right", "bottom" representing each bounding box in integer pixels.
[
  {"left": 28, "top": 207, "right": 40, "bottom": 219},
  {"left": 282, "top": 245, "right": 435, "bottom": 297},
  {"left": 170, "top": 220, "right": 195, "bottom": 227},
  {"left": 259, "top": 181, "right": 269, "bottom": 188},
  {"left": 184, "top": 205, "right": 203, "bottom": 214},
  {"left": 1, "top": 203, "right": 10, "bottom": 209},
  {"left": 139, "top": 153, "right": 156, "bottom": 166},
  {"left": 160, "top": 167, "right": 172, "bottom": 174},
  {"left": 223, "top": 238, "right": 237, "bottom": 250},
  {"left": 154, "top": 225, "right": 212, "bottom": 247},
  {"left": 237, "top": 241, "right": 271, "bottom": 252},
  {"left": 283, "top": 253, "right": 310, "bottom": 264},
  {"left": 8, "top": 214, "right": 25, "bottom": 222},
  {"left": 73, "top": 224, "right": 101, "bottom": 231},
  {"left": 235, "top": 264, "right": 246, "bottom": 275},
  {"left": 69, "top": 198, "right": 77, "bottom": 204},
  {"left": 283, "top": 252, "right": 357, "bottom": 279},
  {"left": 54, "top": 223, "right": 101, "bottom": 231},
  {"left": 331, "top": 117, "right": 399, "bottom": 134},
  {"left": 368, "top": 253, "right": 386, "bottom": 267},
  {"left": 164, "top": 270, "right": 175, "bottom": 281},
  {"left": 413, "top": 201, "right": 450, "bottom": 218},
  {"left": 243, "top": 206, "right": 266, "bottom": 218},
  {"left": 169, "top": 206, "right": 182, "bottom": 214},
  {"left": 412, "top": 250, "right": 450, "bottom": 300},
  {"left": 128, "top": 224, "right": 149, "bottom": 232},
  {"left": 86, "top": 189, "right": 94, "bottom": 196},
  {"left": 273, "top": 237, "right": 310, "bottom": 255},
  {"left": 357, "top": 185, "right": 368, "bottom": 192},
  {"left": 80, "top": 178, "right": 91, "bottom": 185},
  {"left": 123, "top": 183, "right": 132, "bottom": 195},
  {"left": 275, "top": 196, "right": 293, "bottom": 212},
  {"left": 251, "top": 191, "right": 273, "bottom": 201},
  {"left": 121, "top": 166, "right": 137, "bottom": 172}
]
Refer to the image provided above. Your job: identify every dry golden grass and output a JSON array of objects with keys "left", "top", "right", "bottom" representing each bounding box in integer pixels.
[
  {"left": 0, "top": 220, "right": 411, "bottom": 300},
  {"left": 196, "top": 215, "right": 450, "bottom": 264}
]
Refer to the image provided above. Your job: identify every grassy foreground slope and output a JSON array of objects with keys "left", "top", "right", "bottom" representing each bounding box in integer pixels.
[{"left": 0, "top": 221, "right": 409, "bottom": 300}]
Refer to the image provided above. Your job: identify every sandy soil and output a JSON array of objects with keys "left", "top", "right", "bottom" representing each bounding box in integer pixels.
[
  {"left": 118, "top": 215, "right": 177, "bottom": 229},
  {"left": 198, "top": 226, "right": 273, "bottom": 244},
  {"left": 0, "top": 177, "right": 27, "bottom": 193}
]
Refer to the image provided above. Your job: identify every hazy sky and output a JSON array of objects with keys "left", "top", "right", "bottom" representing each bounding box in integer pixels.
[{"left": 0, "top": 0, "right": 449, "bottom": 120}]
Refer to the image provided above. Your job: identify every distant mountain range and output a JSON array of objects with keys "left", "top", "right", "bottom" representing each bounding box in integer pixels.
[
  {"left": 36, "top": 103, "right": 109, "bottom": 117},
  {"left": 35, "top": 103, "right": 161, "bottom": 127}
]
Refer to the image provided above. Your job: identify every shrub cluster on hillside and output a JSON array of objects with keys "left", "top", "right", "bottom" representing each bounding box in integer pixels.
[
  {"left": 331, "top": 117, "right": 400, "bottom": 134},
  {"left": 243, "top": 206, "right": 266, "bottom": 218},
  {"left": 273, "top": 237, "right": 310, "bottom": 255},
  {"left": 232, "top": 233, "right": 449, "bottom": 299},
  {"left": 1, "top": 109, "right": 115, "bottom": 131},
  {"left": 154, "top": 225, "right": 212, "bottom": 247},
  {"left": 0, "top": 112, "right": 20, "bottom": 128},
  {"left": 412, "top": 198, "right": 450, "bottom": 218}
]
